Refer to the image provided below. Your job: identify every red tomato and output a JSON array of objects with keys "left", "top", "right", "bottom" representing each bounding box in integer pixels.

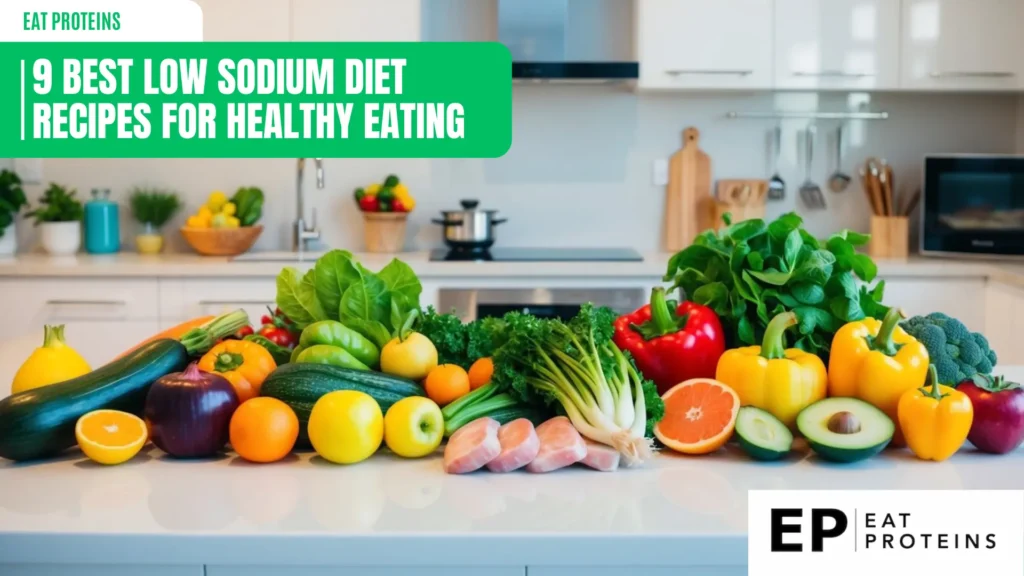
[
  {"left": 359, "top": 195, "right": 379, "bottom": 212},
  {"left": 392, "top": 199, "right": 407, "bottom": 213},
  {"left": 259, "top": 325, "right": 297, "bottom": 348}
]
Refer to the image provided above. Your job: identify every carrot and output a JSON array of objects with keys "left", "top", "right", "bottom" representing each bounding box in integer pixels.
[{"left": 117, "top": 316, "right": 215, "bottom": 359}]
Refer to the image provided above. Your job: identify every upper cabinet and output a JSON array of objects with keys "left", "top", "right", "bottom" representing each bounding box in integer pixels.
[
  {"left": 774, "top": 0, "right": 901, "bottom": 90},
  {"left": 635, "top": 0, "right": 774, "bottom": 90},
  {"left": 290, "top": 0, "right": 422, "bottom": 41},
  {"left": 901, "top": 0, "right": 1024, "bottom": 91}
]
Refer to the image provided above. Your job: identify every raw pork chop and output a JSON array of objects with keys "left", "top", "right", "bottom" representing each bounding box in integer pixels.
[
  {"left": 580, "top": 439, "right": 620, "bottom": 471},
  {"left": 444, "top": 417, "right": 501, "bottom": 474},
  {"left": 486, "top": 418, "right": 540, "bottom": 473},
  {"left": 525, "top": 416, "right": 587, "bottom": 473}
]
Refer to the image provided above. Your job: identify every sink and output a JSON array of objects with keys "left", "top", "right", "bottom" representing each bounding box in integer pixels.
[{"left": 231, "top": 251, "right": 327, "bottom": 263}]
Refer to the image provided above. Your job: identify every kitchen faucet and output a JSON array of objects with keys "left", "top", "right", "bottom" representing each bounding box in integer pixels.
[{"left": 294, "top": 158, "right": 323, "bottom": 253}]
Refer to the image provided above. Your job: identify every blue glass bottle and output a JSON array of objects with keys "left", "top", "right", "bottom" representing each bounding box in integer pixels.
[{"left": 84, "top": 188, "right": 120, "bottom": 254}]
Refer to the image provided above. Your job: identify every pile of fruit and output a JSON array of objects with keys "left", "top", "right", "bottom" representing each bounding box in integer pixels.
[
  {"left": 353, "top": 174, "right": 416, "bottom": 213},
  {"left": 185, "top": 187, "right": 264, "bottom": 229},
  {"left": 0, "top": 212, "right": 1020, "bottom": 472}
]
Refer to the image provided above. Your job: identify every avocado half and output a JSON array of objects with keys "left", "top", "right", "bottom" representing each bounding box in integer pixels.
[
  {"left": 735, "top": 406, "right": 793, "bottom": 461},
  {"left": 796, "top": 398, "right": 894, "bottom": 463}
]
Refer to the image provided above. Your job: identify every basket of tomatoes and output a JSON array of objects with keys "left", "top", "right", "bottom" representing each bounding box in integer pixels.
[{"left": 354, "top": 174, "right": 416, "bottom": 253}]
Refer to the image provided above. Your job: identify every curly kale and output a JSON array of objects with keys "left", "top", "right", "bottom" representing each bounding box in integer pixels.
[{"left": 901, "top": 312, "right": 997, "bottom": 385}]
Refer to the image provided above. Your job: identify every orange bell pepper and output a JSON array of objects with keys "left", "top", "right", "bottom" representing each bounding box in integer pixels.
[{"left": 198, "top": 339, "right": 276, "bottom": 402}]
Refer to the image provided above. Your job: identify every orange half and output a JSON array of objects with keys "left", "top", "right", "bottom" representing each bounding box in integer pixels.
[
  {"left": 654, "top": 378, "right": 740, "bottom": 455},
  {"left": 76, "top": 409, "right": 148, "bottom": 465}
]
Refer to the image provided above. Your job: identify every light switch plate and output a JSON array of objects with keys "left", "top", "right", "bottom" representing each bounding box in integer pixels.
[
  {"left": 652, "top": 158, "right": 668, "bottom": 186},
  {"left": 13, "top": 158, "right": 43, "bottom": 184}
]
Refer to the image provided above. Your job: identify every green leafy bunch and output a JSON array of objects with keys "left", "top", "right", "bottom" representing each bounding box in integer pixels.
[
  {"left": 275, "top": 249, "right": 421, "bottom": 348},
  {"left": 129, "top": 188, "right": 182, "bottom": 228},
  {"left": 664, "top": 212, "right": 887, "bottom": 361},
  {"left": 0, "top": 169, "right": 27, "bottom": 238},
  {"left": 25, "top": 183, "right": 84, "bottom": 225}
]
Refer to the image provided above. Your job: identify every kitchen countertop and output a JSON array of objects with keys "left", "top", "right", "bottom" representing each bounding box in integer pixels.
[
  {"left": 2, "top": 366, "right": 1023, "bottom": 568},
  {"left": 0, "top": 251, "right": 1021, "bottom": 284}
]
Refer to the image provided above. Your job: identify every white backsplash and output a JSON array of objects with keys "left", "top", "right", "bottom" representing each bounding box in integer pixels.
[{"left": 9, "top": 87, "right": 1023, "bottom": 254}]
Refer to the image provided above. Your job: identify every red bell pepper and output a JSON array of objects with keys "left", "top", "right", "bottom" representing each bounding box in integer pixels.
[{"left": 613, "top": 287, "right": 726, "bottom": 396}]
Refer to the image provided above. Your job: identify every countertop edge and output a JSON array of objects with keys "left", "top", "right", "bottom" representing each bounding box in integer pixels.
[{"left": 0, "top": 532, "right": 746, "bottom": 567}]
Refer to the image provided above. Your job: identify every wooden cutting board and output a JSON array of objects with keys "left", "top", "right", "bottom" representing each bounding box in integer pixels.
[{"left": 666, "top": 127, "right": 712, "bottom": 251}]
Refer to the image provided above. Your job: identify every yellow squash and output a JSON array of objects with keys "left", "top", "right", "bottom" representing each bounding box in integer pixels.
[
  {"left": 12, "top": 325, "right": 91, "bottom": 394},
  {"left": 828, "top": 307, "right": 929, "bottom": 444},
  {"left": 715, "top": 311, "right": 827, "bottom": 428},
  {"left": 898, "top": 364, "right": 973, "bottom": 462}
]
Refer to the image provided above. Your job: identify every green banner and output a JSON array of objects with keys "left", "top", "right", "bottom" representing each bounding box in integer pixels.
[{"left": 0, "top": 42, "right": 512, "bottom": 158}]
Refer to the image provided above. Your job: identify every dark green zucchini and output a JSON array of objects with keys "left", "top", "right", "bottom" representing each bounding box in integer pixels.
[
  {"left": 0, "top": 339, "right": 189, "bottom": 461},
  {"left": 260, "top": 362, "right": 425, "bottom": 446}
]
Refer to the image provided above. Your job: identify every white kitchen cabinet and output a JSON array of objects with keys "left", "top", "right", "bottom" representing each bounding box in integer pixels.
[
  {"left": 0, "top": 278, "right": 160, "bottom": 392},
  {"left": 190, "top": 0, "right": 291, "bottom": 41},
  {"left": 985, "top": 280, "right": 1024, "bottom": 365},
  {"left": 160, "top": 278, "right": 277, "bottom": 328},
  {"left": 635, "top": 0, "right": 774, "bottom": 90},
  {"left": 879, "top": 277, "right": 986, "bottom": 332},
  {"left": 290, "top": 0, "right": 422, "bottom": 41},
  {"left": 774, "top": 0, "right": 900, "bottom": 90},
  {"left": 528, "top": 568, "right": 745, "bottom": 576},
  {"left": 901, "top": 0, "right": 1023, "bottom": 91}
]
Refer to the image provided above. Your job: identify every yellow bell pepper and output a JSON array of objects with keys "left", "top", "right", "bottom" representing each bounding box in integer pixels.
[
  {"left": 715, "top": 311, "right": 827, "bottom": 428},
  {"left": 828, "top": 307, "right": 929, "bottom": 445},
  {"left": 898, "top": 364, "right": 973, "bottom": 461},
  {"left": 198, "top": 339, "right": 276, "bottom": 403}
]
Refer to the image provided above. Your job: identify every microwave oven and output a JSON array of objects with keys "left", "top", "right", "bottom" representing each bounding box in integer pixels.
[{"left": 921, "top": 155, "right": 1024, "bottom": 258}]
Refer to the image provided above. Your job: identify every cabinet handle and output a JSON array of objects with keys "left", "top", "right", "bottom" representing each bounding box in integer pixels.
[
  {"left": 665, "top": 69, "right": 754, "bottom": 76},
  {"left": 929, "top": 71, "right": 1015, "bottom": 78},
  {"left": 198, "top": 300, "right": 274, "bottom": 306},
  {"left": 792, "top": 70, "right": 874, "bottom": 78},
  {"left": 46, "top": 299, "right": 127, "bottom": 306}
]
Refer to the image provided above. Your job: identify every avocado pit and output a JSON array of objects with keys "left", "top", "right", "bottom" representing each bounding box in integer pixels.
[{"left": 827, "top": 411, "right": 862, "bottom": 434}]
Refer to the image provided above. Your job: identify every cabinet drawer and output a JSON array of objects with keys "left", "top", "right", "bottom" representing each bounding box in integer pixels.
[
  {"left": 2, "top": 278, "right": 159, "bottom": 323},
  {"left": 207, "top": 568, "right": 524, "bottom": 576},
  {"left": 529, "top": 568, "right": 744, "bottom": 576},
  {"left": 0, "top": 565, "right": 202, "bottom": 576},
  {"left": 162, "top": 278, "right": 277, "bottom": 327}
]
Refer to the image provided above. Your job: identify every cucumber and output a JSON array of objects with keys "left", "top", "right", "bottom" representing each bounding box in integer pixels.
[
  {"left": 735, "top": 406, "right": 793, "bottom": 461},
  {"left": 0, "top": 339, "right": 189, "bottom": 462},
  {"left": 260, "top": 362, "right": 425, "bottom": 446},
  {"left": 485, "top": 404, "right": 548, "bottom": 428}
]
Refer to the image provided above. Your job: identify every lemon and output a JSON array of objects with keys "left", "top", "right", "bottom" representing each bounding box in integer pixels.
[
  {"left": 222, "top": 202, "right": 237, "bottom": 216},
  {"left": 365, "top": 183, "right": 381, "bottom": 196},
  {"left": 207, "top": 190, "right": 228, "bottom": 211},
  {"left": 384, "top": 397, "right": 443, "bottom": 458},
  {"left": 226, "top": 216, "right": 240, "bottom": 229},
  {"left": 308, "top": 390, "right": 383, "bottom": 464}
]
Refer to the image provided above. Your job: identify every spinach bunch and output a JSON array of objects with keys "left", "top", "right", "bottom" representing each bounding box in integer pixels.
[
  {"left": 664, "top": 212, "right": 888, "bottom": 361},
  {"left": 275, "top": 249, "right": 421, "bottom": 348}
]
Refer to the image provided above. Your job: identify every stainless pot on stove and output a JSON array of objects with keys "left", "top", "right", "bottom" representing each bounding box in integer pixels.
[{"left": 433, "top": 200, "right": 507, "bottom": 250}]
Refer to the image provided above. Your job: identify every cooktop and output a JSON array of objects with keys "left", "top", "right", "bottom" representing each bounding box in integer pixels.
[{"left": 429, "top": 248, "right": 644, "bottom": 262}]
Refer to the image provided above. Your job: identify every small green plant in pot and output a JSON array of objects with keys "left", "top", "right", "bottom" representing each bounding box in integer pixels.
[
  {"left": 25, "top": 183, "right": 84, "bottom": 256},
  {"left": 129, "top": 188, "right": 181, "bottom": 254},
  {"left": 0, "top": 169, "right": 27, "bottom": 256}
]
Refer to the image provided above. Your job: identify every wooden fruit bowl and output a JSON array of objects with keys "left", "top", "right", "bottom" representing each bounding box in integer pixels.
[{"left": 180, "top": 225, "right": 263, "bottom": 256}]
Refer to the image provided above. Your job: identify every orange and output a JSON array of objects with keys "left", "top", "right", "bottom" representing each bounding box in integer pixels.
[
  {"left": 654, "top": 378, "right": 740, "bottom": 455},
  {"left": 468, "top": 357, "right": 494, "bottom": 390},
  {"left": 230, "top": 397, "right": 299, "bottom": 463},
  {"left": 76, "top": 410, "right": 148, "bottom": 465},
  {"left": 424, "top": 364, "right": 471, "bottom": 406}
]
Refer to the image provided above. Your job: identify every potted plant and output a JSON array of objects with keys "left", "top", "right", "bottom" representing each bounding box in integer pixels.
[
  {"left": 25, "top": 183, "right": 85, "bottom": 256},
  {"left": 0, "top": 169, "right": 28, "bottom": 256},
  {"left": 129, "top": 188, "right": 181, "bottom": 254}
]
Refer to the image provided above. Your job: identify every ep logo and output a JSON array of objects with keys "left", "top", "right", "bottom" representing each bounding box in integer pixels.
[{"left": 770, "top": 508, "right": 848, "bottom": 552}]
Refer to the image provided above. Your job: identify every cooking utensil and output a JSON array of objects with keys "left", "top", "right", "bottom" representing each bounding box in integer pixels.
[
  {"left": 878, "top": 160, "right": 894, "bottom": 216},
  {"left": 901, "top": 188, "right": 922, "bottom": 216},
  {"left": 859, "top": 167, "right": 879, "bottom": 215},
  {"left": 827, "top": 125, "right": 851, "bottom": 193},
  {"left": 665, "top": 127, "right": 712, "bottom": 250},
  {"left": 433, "top": 199, "right": 507, "bottom": 250},
  {"left": 768, "top": 125, "right": 785, "bottom": 201},
  {"left": 864, "top": 158, "right": 886, "bottom": 216},
  {"left": 798, "top": 126, "right": 826, "bottom": 209}
]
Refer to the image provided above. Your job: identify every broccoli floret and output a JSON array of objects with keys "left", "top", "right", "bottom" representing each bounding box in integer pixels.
[{"left": 902, "top": 313, "right": 996, "bottom": 385}]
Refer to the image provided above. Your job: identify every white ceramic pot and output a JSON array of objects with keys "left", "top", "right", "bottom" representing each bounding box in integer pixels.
[
  {"left": 40, "top": 221, "right": 81, "bottom": 256},
  {"left": 0, "top": 222, "right": 16, "bottom": 256}
]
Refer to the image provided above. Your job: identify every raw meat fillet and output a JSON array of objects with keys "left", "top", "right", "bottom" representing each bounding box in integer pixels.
[
  {"left": 580, "top": 439, "right": 620, "bottom": 471},
  {"left": 486, "top": 418, "right": 540, "bottom": 473},
  {"left": 526, "top": 416, "right": 587, "bottom": 473},
  {"left": 444, "top": 417, "right": 501, "bottom": 474}
]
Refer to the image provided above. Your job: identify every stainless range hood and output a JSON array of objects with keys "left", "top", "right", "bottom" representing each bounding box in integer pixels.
[{"left": 498, "top": 0, "right": 638, "bottom": 81}]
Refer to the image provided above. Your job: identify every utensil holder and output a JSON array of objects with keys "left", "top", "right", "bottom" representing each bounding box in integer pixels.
[
  {"left": 712, "top": 201, "right": 765, "bottom": 229},
  {"left": 364, "top": 212, "right": 407, "bottom": 253},
  {"left": 869, "top": 216, "right": 909, "bottom": 259}
]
